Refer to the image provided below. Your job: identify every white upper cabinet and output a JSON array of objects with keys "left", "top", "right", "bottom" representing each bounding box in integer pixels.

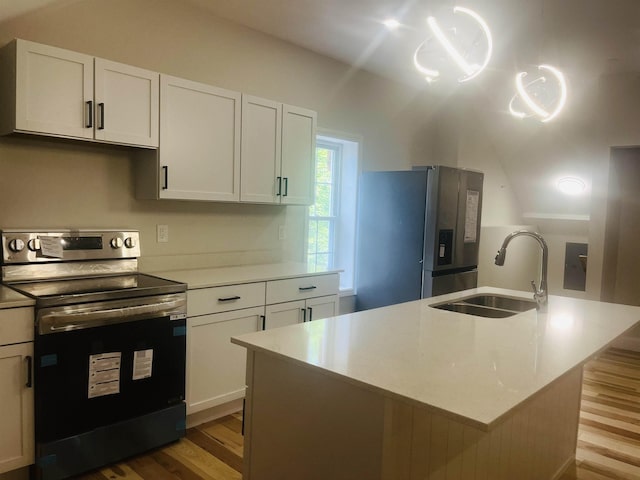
[
  {"left": 240, "top": 96, "right": 316, "bottom": 205},
  {"left": 8, "top": 39, "right": 94, "bottom": 140},
  {"left": 94, "top": 59, "right": 159, "bottom": 147},
  {"left": 158, "top": 75, "right": 241, "bottom": 201},
  {"left": 0, "top": 39, "right": 159, "bottom": 148},
  {"left": 240, "top": 95, "right": 282, "bottom": 203},
  {"left": 281, "top": 104, "right": 316, "bottom": 205}
]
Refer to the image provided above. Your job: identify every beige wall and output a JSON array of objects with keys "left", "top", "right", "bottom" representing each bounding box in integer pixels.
[
  {"left": 445, "top": 67, "right": 640, "bottom": 300},
  {"left": 0, "top": 0, "right": 442, "bottom": 269}
]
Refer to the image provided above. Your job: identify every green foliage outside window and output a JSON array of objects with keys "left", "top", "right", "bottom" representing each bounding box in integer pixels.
[{"left": 308, "top": 145, "right": 338, "bottom": 271}]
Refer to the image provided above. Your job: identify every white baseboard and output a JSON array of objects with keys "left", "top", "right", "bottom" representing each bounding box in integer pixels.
[{"left": 186, "top": 398, "right": 244, "bottom": 429}]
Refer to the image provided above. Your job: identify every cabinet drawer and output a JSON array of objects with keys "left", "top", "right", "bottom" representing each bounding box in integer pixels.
[
  {"left": 0, "top": 307, "right": 33, "bottom": 346},
  {"left": 266, "top": 273, "right": 339, "bottom": 304},
  {"left": 188, "top": 282, "right": 266, "bottom": 316}
]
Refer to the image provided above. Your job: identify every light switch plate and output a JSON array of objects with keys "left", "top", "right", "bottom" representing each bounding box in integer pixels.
[{"left": 157, "top": 224, "right": 169, "bottom": 243}]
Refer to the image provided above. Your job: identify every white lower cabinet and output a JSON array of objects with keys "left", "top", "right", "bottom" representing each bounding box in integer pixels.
[
  {"left": 264, "top": 273, "right": 339, "bottom": 329},
  {"left": 187, "top": 306, "right": 262, "bottom": 414},
  {"left": 184, "top": 272, "right": 339, "bottom": 416},
  {"left": 0, "top": 307, "right": 34, "bottom": 475},
  {"left": 306, "top": 295, "right": 339, "bottom": 322},
  {"left": 264, "top": 300, "right": 305, "bottom": 329},
  {"left": 264, "top": 295, "right": 338, "bottom": 330}
]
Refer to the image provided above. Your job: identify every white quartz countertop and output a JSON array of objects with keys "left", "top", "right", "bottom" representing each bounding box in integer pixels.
[
  {"left": 151, "top": 262, "right": 341, "bottom": 289},
  {"left": 0, "top": 285, "right": 34, "bottom": 308},
  {"left": 232, "top": 286, "right": 640, "bottom": 430}
]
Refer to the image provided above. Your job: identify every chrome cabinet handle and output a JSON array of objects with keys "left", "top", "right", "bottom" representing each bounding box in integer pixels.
[
  {"left": 301, "top": 308, "right": 306, "bottom": 322},
  {"left": 283, "top": 177, "right": 289, "bottom": 197},
  {"left": 308, "top": 307, "right": 313, "bottom": 322},
  {"left": 276, "top": 177, "right": 282, "bottom": 196}
]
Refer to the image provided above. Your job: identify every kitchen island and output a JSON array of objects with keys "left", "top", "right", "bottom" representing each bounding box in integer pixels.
[{"left": 232, "top": 287, "right": 640, "bottom": 480}]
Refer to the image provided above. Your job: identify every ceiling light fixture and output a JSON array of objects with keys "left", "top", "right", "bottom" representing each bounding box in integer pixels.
[
  {"left": 383, "top": 18, "right": 400, "bottom": 30},
  {"left": 413, "top": 6, "right": 493, "bottom": 84},
  {"left": 509, "top": 64, "right": 568, "bottom": 122},
  {"left": 556, "top": 177, "right": 586, "bottom": 195}
]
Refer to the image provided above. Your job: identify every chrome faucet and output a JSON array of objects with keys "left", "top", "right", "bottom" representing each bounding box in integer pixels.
[{"left": 494, "top": 230, "right": 549, "bottom": 312}]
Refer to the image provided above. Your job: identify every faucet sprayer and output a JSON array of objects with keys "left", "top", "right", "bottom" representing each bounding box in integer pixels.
[{"left": 494, "top": 230, "right": 549, "bottom": 313}]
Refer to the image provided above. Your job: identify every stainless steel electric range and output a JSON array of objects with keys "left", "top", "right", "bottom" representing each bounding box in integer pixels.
[{"left": 1, "top": 229, "right": 187, "bottom": 480}]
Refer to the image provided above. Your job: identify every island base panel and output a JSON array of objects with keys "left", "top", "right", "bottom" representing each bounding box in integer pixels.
[
  {"left": 243, "top": 351, "right": 385, "bottom": 479},
  {"left": 243, "top": 351, "right": 583, "bottom": 480},
  {"left": 383, "top": 366, "right": 583, "bottom": 480}
]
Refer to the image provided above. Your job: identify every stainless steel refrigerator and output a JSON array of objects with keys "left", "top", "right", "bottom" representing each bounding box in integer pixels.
[{"left": 355, "top": 165, "right": 483, "bottom": 311}]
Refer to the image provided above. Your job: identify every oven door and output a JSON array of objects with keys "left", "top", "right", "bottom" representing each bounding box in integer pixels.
[{"left": 33, "top": 293, "right": 187, "bottom": 479}]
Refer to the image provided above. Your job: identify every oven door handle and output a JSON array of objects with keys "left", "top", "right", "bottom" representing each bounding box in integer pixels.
[{"left": 39, "top": 297, "right": 186, "bottom": 334}]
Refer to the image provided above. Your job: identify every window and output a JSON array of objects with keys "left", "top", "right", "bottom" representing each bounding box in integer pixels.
[{"left": 307, "top": 132, "right": 360, "bottom": 292}]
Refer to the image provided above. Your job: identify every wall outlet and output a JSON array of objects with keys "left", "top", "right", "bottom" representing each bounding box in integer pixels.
[
  {"left": 157, "top": 224, "right": 169, "bottom": 243},
  {"left": 278, "top": 225, "right": 286, "bottom": 240}
]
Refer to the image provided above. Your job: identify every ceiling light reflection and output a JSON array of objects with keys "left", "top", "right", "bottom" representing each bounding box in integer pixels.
[{"left": 550, "top": 313, "right": 575, "bottom": 331}]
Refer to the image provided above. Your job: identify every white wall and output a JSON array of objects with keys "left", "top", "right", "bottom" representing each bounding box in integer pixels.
[
  {"left": 478, "top": 225, "right": 541, "bottom": 292},
  {"left": 442, "top": 66, "right": 640, "bottom": 301}
]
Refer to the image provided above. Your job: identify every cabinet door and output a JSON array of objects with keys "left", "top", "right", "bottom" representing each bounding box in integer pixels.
[
  {"left": 240, "top": 95, "right": 282, "bottom": 203},
  {"left": 0, "top": 342, "right": 34, "bottom": 474},
  {"left": 306, "top": 295, "right": 339, "bottom": 322},
  {"left": 15, "top": 39, "right": 93, "bottom": 139},
  {"left": 187, "top": 307, "right": 262, "bottom": 414},
  {"left": 94, "top": 59, "right": 159, "bottom": 147},
  {"left": 264, "top": 300, "right": 305, "bottom": 330},
  {"left": 160, "top": 75, "right": 241, "bottom": 201},
  {"left": 281, "top": 104, "right": 316, "bottom": 205}
]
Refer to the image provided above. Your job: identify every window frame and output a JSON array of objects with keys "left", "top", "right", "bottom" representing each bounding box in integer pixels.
[{"left": 305, "top": 129, "right": 362, "bottom": 295}]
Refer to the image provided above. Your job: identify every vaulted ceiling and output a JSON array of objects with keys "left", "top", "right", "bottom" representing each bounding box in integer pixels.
[{"left": 4, "top": 0, "right": 640, "bottom": 221}]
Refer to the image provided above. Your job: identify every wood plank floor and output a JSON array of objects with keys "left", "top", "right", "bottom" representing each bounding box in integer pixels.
[{"left": 75, "top": 347, "right": 640, "bottom": 480}]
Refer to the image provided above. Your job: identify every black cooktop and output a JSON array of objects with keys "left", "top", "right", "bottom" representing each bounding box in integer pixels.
[{"left": 7, "top": 273, "right": 186, "bottom": 308}]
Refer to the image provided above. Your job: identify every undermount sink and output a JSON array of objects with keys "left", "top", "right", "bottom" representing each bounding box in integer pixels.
[{"left": 430, "top": 294, "right": 537, "bottom": 318}]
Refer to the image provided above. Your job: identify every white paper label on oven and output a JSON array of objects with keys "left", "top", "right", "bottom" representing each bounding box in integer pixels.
[
  {"left": 132, "top": 349, "right": 153, "bottom": 380},
  {"left": 39, "top": 236, "right": 64, "bottom": 258},
  {"left": 88, "top": 352, "right": 121, "bottom": 399}
]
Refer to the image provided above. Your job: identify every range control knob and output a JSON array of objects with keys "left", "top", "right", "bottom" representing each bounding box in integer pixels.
[
  {"left": 28, "top": 238, "right": 41, "bottom": 251},
  {"left": 110, "top": 237, "right": 123, "bottom": 249},
  {"left": 124, "top": 237, "right": 136, "bottom": 249},
  {"left": 8, "top": 238, "right": 25, "bottom": 252}
]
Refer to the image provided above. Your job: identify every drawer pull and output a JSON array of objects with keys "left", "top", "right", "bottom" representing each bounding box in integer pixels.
[
  {"left": 218, "top": 296, "right": 241, "bottom": 302},
  {"left": 298, "top": 286, "right": 317, "bottom": 291},
  {"left": 301, "top": 308, "right": 307, "bottom": 322}
]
